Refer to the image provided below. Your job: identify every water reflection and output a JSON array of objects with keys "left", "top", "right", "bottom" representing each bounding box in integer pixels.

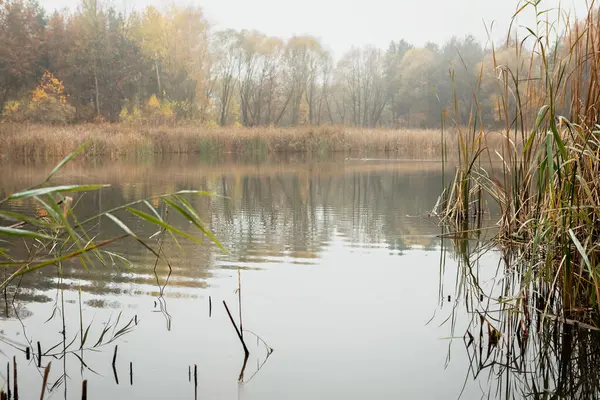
[
  {"left": 0, "top": 154, "right": 523, "bottom": 400},
  {"left": 1, "top": 156, "right": 448, "bottom": 310},
  {"left": 441, "top": 228, "right": 600, "bottom": 400}
]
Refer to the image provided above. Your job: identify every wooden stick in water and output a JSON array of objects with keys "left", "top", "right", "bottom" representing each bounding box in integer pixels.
[
  {"left": 129, "top": 362, "right": 133, "bottom": 386},
  {"left": 81, "top": 380, "right": 87, "bottom": 400}
]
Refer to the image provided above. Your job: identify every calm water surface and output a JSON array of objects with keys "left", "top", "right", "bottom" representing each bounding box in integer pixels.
[{"left": 0, "top": 155, "right": 503, "bottom": 399}]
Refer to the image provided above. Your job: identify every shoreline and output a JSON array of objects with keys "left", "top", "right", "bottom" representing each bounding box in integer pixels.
[{"left": 0, "top": 123, "right": 504, "bottom": 160}]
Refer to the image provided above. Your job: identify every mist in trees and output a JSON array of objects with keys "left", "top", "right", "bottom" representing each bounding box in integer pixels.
[{"left": 0, "top": 0, "right": 502, "bottom": 128}]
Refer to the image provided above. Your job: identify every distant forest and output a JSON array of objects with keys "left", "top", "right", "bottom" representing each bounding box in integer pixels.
[{"left": 0, "top": 0, "right": 563, "bottom": 127}]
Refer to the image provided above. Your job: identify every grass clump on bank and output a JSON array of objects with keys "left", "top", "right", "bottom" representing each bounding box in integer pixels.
[
  {"left": 438, "top": 2, "right": 600, "bottom": 322},
  {"left": 0, "top": 123, "right": 485, "bottom": 160}
]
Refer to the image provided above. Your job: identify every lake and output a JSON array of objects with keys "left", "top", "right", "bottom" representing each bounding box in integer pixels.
[{"left": 0, "top": 154, "right": 583, "bottom": 399}]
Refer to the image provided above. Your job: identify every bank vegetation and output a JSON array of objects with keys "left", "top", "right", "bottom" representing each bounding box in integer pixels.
[
  {"left": 437, "top": 1, "right": 600, "bottom": 326},
  {"left": 0, "top": 123, "right": 489, "bottom": 160}
]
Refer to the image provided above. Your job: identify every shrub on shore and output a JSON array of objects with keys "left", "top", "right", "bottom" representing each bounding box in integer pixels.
[{"left": 1, "top": 72, "right": 75, "bottom": 125}]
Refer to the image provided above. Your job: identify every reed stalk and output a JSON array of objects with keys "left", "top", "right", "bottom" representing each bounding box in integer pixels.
[{"left": 439, "top": 0, "right": 600, "bottom": 323}]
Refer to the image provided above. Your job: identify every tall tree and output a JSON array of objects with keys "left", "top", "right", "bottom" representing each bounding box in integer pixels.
[
  {"left": 0, "top": 0, "right": 46, "bottom": 108},
  {"left": 335, "top": 46, "right": 387, "bottom": 127},
  {"left": 212, "top": 29, "right": 241, "bottom": 125},
  {"left": 134, "top": 6, "right": 167, "bottom": 97},
  {"left": 383, "top": 39, "right": 412, "bottom": 126},
  {"left": 282, "top": 36, "right": 324, "bottom": 125},
  {"left": 396, "top": 48, "right": 437, "bottom": 127}
]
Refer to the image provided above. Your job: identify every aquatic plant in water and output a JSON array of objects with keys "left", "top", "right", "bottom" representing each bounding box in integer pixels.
[{"left": 436, "top": 1, "right": 600, "bottom": 398}]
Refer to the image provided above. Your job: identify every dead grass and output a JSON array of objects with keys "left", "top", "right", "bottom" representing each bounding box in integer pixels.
[{"left": 0, "top": 123, "right": 504, "bottom": 160}]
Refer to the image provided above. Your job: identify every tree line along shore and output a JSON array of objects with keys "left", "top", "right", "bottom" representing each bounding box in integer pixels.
[{"left": 0, "top": 0, "right": 565, "bottom": 130}]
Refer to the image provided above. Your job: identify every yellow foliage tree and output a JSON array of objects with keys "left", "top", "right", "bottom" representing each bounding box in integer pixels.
[
  {"left": 1, "top": 100, "right": 23, "bottom": 122},
  {"left": 3, "top": 71, "right": 74, "bottom": 124},
  {"left": 147, "top": 94, "right": 161, "bottom": 111},
  {"left": 130, "top": 5, "right": 208, "bottom": 119},
  {"left": 38, "top": 71, "right": 67, "bottom": 102},
  {"left": 132, "top": 7, "right": 168, "bottom": 97},
  {"left": 142, "top": 95, "right": 175, "bottom": 126},
  {"left": 28, "top": 72, "right": 74, "bottom": 124}
]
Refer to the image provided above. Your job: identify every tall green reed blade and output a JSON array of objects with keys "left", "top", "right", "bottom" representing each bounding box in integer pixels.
[{"left": 0, "top": 147, "right": 227, "bottom": 290}]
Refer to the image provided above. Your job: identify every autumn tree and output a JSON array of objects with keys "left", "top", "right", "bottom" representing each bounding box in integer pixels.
[
  {"left": 334, "top": 46, "right": 387, "bottom": 127},
  {"left": 383, "top": 39, "right": 413, "bottom": 126},
  {"left": 45, "top": 11, "right": 69, "bottom": 81},
  {"left": 478, "top": 45, "right": 532, "bottom": 126},
  {"left": 255, "top": 36, "right": 284, "bottom": 125},
  {"left": 133, "top": 6, "right": 167, "bottom": 98},
  {"left": 434, "top": 35, "right": 484, "bottom": 125},
  {"left": 395, "top": 48, "right": 437, "bottom": 127},
  {"left": 0, "top": 0, "right": 541, "bottom": 128},
  {"left": 159, "top": 6, "right": 209, "bottom": 119},
  {"left": 0, "top": 0, "right": 46, "bottom": 108},
  {"left": 211, "top": 29, "right": 242, "bottom": 125},
  {"left": 281, "top": 36, "right": 325, "bottom": 125}
]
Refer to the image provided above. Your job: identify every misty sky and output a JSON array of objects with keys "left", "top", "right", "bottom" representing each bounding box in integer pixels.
[{"left": 39, "top": 0, "right": 588, "bottom": 56}]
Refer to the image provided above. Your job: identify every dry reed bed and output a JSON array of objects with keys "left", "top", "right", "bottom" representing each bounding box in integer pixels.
[
  {"left": 0, "top": 123, "right": 495, "bottom": 160},
  {"left": 437, "top": 3, "right": 600, "bottom": 323}
]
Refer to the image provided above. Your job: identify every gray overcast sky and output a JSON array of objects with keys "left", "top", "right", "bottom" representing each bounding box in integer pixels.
[{"left": 39, "top": 0, "right": 589, "bottom": 56}]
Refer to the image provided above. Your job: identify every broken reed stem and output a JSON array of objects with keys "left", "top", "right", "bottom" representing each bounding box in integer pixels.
[
  {"left": 37, "top": 341, "right": 41, "bottom": 367},
  {"left": 6, "top": 362, "right": 10, "bottom": 400},
  {"left": 40, "top": 362, "right": 51, "bottom": 400},
  {"left": 13, "top": 357, "right": 18, "bottom": 400},
  {"left": 194, "top": 364, "right": 198, "bottom": 400},
  {"left": 223, "top": 301, "right": 249, "bottom": 357},
  {"left": 13, "top": 356, "right": 19, "bottom": 400},
  {"left": 238, "top": 269, "right": 243, "bottom": 339},
  {"left": 112, "top": 347, "right": 119, "bottom": 385},
  {"left": 238, "top": 352, "right": 249, "bottom": 383},
  {"left": 129, "top": 362, "right": 133, "bottom": 386},
  {"left": 112, "top": 363, "right": 119, "bottom": 385},
  {"left": 81, "top": 380, "right": 87, "bottom": 400},
  {"left": 112, "top": 345, "right": 118, "bottom": 367},
  {"left": 209, "top": 296, "right": 212, "bottom": 318}
]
